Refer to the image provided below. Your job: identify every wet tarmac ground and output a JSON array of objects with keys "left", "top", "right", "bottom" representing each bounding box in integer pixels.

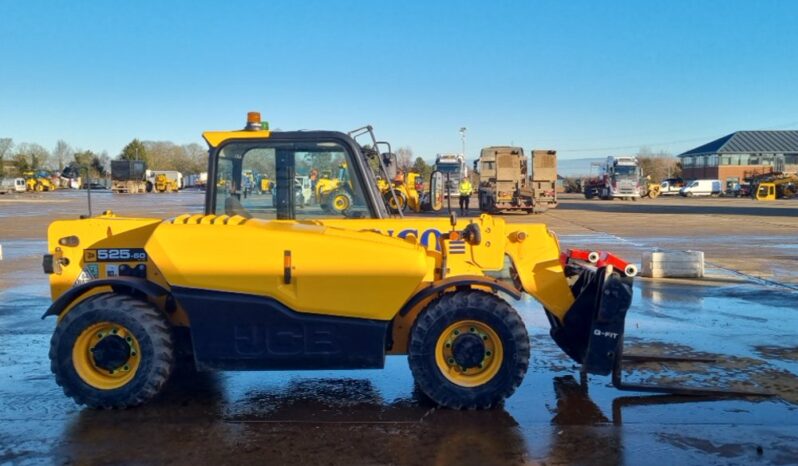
[{"left": 1, "top": 191, "right": 798, "bottom": 465}]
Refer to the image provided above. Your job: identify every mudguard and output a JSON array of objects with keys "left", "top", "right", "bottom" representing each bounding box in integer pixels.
[
  {"left": 397, "top": 275, "right": 522, "bottom": 317},
  {"left": 41, "top": 277, "right": 169, "bottom": 319}
]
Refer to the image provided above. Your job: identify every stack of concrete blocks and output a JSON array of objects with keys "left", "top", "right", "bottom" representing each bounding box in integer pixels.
[{"left": 640, "top": 250, "right": 704, "bottom": 278}]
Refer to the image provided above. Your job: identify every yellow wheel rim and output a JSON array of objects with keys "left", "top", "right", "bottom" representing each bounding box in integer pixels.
[
  {"left": 435, "top": 320, "right": 504, "bottom": 387},
  {"left": 333, "top": 194, "right": 350, "bottom": 211},
  {"left": 388, "top": 194, "right": 405, "bottom": 210},
  {"left": 72, "top": 321, "right": 141, "bottom": 390}
]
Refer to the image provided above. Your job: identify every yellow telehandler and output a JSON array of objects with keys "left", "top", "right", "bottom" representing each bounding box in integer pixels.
[
  {"left": 153, "top": 173, "right": 179, "bottom": 193},
  {"left": 378, "top": 171, "right": 423, "bottom": 213},
  {"left": 42, "top": 113, "right": 751, "bottom": 410}
]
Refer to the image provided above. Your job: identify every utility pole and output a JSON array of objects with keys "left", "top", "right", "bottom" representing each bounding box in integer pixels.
[
  {"left": 459, "top": 127, "right": 467, "bottom": 158},
  {"left": 459, "top": 127, "right": 467, "bottom": 176}
]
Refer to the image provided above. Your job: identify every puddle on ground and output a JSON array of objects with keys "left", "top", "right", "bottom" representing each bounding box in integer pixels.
[
  {"left": 1, "top": 235, "right": 797, "bottom": 464},
  {"left": 0, "top": 239, "right": 46, "bottom": 261}
]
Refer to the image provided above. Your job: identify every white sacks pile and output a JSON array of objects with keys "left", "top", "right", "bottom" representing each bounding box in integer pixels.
[{"left": 640, "top": 250, "right": 704, "bottom": 278}]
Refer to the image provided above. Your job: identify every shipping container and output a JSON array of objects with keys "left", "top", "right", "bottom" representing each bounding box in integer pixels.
[{"left": 111, "top": 160, "right": 147, "bottom": 181}]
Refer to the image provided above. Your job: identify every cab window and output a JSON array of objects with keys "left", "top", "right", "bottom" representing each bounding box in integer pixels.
[{"left": 213, "top": 141, "right": 372, "bottom": 220}]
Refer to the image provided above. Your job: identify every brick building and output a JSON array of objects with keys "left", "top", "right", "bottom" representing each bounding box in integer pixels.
[{"left": 678, "top": 131, "right": 798, "bottom": 188}]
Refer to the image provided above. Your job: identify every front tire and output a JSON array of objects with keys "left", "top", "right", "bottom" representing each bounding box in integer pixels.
[
  {"left": 408, "top": 291, "right": 529, "bottom": 409},
  {"left": 384, "top": 189, "right": 407, "bottom": 214},
  {"left": 49, "top": 293, "right": 174, "bottom": 409},
  {"left": 330, "top": 189, "right": 353, "bottom": 214}
]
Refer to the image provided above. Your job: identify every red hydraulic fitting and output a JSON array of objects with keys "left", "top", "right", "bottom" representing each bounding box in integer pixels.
[{"left": 560, "top": 248, "right": 637, "bottom": 277}]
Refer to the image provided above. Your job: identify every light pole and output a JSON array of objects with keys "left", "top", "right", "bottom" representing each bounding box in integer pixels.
[{"left": 459, "top": 127, "right": 467, "bottom": 159}]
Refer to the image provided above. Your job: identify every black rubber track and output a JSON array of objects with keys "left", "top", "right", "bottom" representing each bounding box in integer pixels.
[
  {"left": 49, "top": 293, "right": 174, "bottom": 409},
  {"left": 408, "top": 290, "right": 530, "bottom": 409}
]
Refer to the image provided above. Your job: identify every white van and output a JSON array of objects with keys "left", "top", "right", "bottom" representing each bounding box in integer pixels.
[
  {"left": 0, "top": 178, "right": 26, "bottom": 194},
  {"left": 680, "top": 179, "right": 722, "bottom": 197}
]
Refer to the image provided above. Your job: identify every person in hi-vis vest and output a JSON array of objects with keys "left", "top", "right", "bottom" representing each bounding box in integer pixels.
[{"left": 458, "top": 178, "right": 473, "bottom": 216}]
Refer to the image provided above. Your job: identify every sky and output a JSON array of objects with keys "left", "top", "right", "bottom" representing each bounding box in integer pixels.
[{"left": 2, "top": 0, "right": 798, "bottom": 163}]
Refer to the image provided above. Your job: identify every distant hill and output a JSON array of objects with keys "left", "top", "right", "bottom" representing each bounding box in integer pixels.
[{"left": 556, "top": 157, "right": 607, "bottom": 177}]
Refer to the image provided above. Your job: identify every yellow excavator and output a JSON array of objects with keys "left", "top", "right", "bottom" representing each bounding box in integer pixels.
[{"left": 41, "top": 113, "right": 758, "bottom": 410}]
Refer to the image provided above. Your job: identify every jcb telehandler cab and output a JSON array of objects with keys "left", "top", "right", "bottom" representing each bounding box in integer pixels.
[{"left": 42, "top": 113, "right": 656, "bottom": 410}]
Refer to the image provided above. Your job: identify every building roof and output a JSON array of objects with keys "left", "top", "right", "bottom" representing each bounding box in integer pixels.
[{"left": 679, "top": 131, "right": 798, "bottom": 157}]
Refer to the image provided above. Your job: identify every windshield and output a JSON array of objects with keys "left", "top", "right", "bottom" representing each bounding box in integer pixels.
[
  {"left": 613, "top": 165, "right": 637, "bottom": 176},
  {"left": 212, "top": 140, "right": 372, "bottom": 220},
  {"left": 689, "top": 181, "right": 699, "bottom": 188}
]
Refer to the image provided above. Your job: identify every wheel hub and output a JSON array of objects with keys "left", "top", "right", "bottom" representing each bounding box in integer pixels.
[
  {"left": 91, "top": 334, "right": 132, "bottom": 372},
  {"left": 451, "top": 333, "right": 485, "bottom": 369},
  {"left": 435, "top": 320, "right": 504, "bottom": 387}
]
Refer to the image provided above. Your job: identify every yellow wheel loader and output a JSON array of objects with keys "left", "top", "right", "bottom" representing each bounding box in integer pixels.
[
  {"left": 44, "top": 113, "right": 739, "bottom": 410},
  {"left": 24, "top": 170, "right": 56, "bottom": 192}
]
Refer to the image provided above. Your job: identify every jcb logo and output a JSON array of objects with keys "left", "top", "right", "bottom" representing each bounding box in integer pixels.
[
  {"left": 234, "top": 324, "right": 340, "bottom": 356},
  {"left": 383, "top": 228, "right": 444, "bottom": 250}
]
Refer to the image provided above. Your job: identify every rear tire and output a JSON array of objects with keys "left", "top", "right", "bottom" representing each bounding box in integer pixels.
[
  {"left": 408, "top": 291, "right": 529, "bottom": 409},
  {"left": 49, "top": 293, "right": 174, "bottom": 409}
]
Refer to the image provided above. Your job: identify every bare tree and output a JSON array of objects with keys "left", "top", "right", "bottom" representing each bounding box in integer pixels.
[
  {"left": 93, "top": 151, "right": 111, "bottom": 176},
  {"left": 0, "top": 138, "right": 12, "bottom": 177},
  {"left": 637, "top": 147, "right": 679, "bottom": 181},
  {"left": 53, "top": 140, "right": 73, "bottom": 172},
  {"left": 395, "top": 146, "right": 414, "bottom": 174},
  {"left": 15, "top": 143, "right": 51, "bottom": 171},
  {"left": 181, "top": 143, "right": 207, "bottom": 173},
  {"left": 139, "top": 141, "right": 207, "bottom": 174}
]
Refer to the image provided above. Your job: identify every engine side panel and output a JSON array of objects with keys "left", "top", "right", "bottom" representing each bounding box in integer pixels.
[
  {"left": 173, "top": 287, "right": 388, "bottom": 370},
  {"left": 46, "top": 216, "right": 163, "bottom": 302},
  {"left": 145, "top": 218, "right": 430, "bottom": 321}
]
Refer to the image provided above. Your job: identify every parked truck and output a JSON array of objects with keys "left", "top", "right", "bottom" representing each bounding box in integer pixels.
[
  {"left": 111, "top": 160, "right": 148, "bottom": 194},
  {"left": 476, "top": 146, "right": 539, "bottom": 214},
  {"left": 583, "top": 156, "right": 641, "bottom": 200},
  {"left": 434, "top": 153, "right": 467, "bottom": 199},
  {"left": 184, "top": 172, "right": 208, "bottom": 189},
  {"left": 530, "top": 150, "right": 558, "bottom": 210}
]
